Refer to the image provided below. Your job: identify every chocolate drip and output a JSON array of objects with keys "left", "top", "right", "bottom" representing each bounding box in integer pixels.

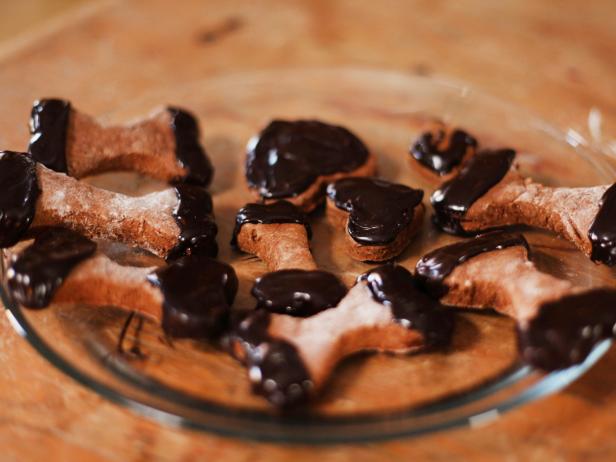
[
  {"left": 252, "top": 269, "right": 347, "bottom": 317},
  {"left": 231, "top": 200, "right": 311, "bottom": 247},
  {"left": 168, "top": 107, "right": 214, "bottom": 187},
  {"left": 431, "top": 149, "right": 516, "bottom": 234},
  {"left": 415, "top": 232, "right": 529, "bottom": 297},
  {"left": 518, "top": 288, "right": 616, "bottom": 370},
  {"left": 0, "top": 151, "right": 41, "bottom": 247},
  {"left": 7, "top": 227, "right": 96, "bottom": 308},
  {"left": 588, "top": 183, "right": 616, "bottom": 266},
  {"left": 167, "top": 184, "right": 218, "bottom": 261},
  {"left": 245, "top": 119, "right": 370, "bottom": 199},
  {"left": 359, "top": 264, "right": 454, "bottom": 347},
  {"left": 327, "top": 177, "right": 424, "bottom": 245},
  {"left": 147, "top": 256, "right": 238, "bottom": 338},
  {"left": 228, "top": 310, "right": 313, "bottom": 406},
  {"left": 28, "top": 98, "right": 71, "bottom": 173},
  {"left": 411, "top": 128, "right": 477, "bottom": 175}
]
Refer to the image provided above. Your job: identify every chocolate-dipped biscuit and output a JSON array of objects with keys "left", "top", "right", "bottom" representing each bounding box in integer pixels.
[
  {"left": 6, "top": 230, "right": 237, "bottom": 339},
  {"left": 415, "top": 231, "right": 616, "bottom": 370},
  {"left": 326, "top": 177, "right": 425, "bottom": 261},
  {"left": 6, "top": 227, "right": 96, "bottom": 308},
  {"left": 410, "top": 121, "right": 478, "bottom": 176},
  {"left": 28, "top": 99, "right": 213, "bottom": 186},
  {"left": 431, "top": 148, "right": 516, "bottom": 234},
  {"left": 227, "top": 264, "right": 454, "bottom": 407},
  {"left": 251, "top": 269, "right": 347, "bottom": 317},
  {"left": 232, "top": 200, "right": 316, "bottom": 271},
  {"left": 0, "top": 151, "right": 217, "bottom": 259},
  {"left": 245, "top": 120, "right": 377, "bottom": 212},
  {"left": 430, "top": 149, "right": 616, "bottom": 266}
]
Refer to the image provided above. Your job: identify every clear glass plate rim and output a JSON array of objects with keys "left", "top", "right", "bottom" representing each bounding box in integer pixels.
[{"left": 2, "top": 67, "right": 614, "bottom": 443}]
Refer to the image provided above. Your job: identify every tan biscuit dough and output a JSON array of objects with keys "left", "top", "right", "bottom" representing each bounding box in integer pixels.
[
  {"left": 31, "top": 164, "right": 181, "bottom": 258},
  {"left": 460, "top": 167, "right": 608, "bottom": 257},
  {"left": 66, "top": 107, "right": 187, "bottom": 181},
  {"left": 52, "top": 253, "right": 163, "bottom": 322},
  {"left": 440, "top": 245, "right": 578, "bottom": 326},
  {"left": 236, "top": 222, "right": 317, "bottom": 271},
  {"left": 246, "top": 283, "right": 425, "bottom": 390}
]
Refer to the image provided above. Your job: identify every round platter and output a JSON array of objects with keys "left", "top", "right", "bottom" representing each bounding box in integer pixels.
[{"left": 1, "top": 68, "right": 615, "bottom": 443}]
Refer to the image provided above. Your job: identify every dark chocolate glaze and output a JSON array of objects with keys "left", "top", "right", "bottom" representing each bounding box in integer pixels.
[
  {"left": 251, "top": 269, "right": 347, "bottom": 317},
  {"left": 326, "top": 177, "right": 424, "bottom": 245},
  {"left": 7, "top": 227, "right": 96, "bottom": 308},
  {"left": 358, "top": 264, "right": 454, "bottom": 347},
  {"left": 168, "top": 107, "right": 214, "bottom": 187},
  {"left": 415, "top": 232, "right": 529, "bottom": 297},
  {"left": 0, "top": 151, "right": 41, "bottom": 247},
  {"left": 245, "top": 119, "right": 370, "bottom": 199},
  {"left": 411, "top": 128, "right": 477, "bottom": 175},
  {"left": 588, "top": 182, "right": 616, "bottom": 266},
  {"left": 518, "top": 288, "right": 616, "bottom": 370},
  {"left": 28, "top": 98, "right": 71, "bottom": 173},
  {"left": 230, "top": 200, "right": 311, "bottom": 247},
  {"left": 167, "top": 184, "right": 218, "bottom": 261},
  {"left": 227, "top": 310, "right": 313, "bottom": 407},
  {"left": 431, "top": 149, "right": 516, "bottom": 234},
  {"left": 147, "top": 256, "right": 238, "bottom": 338}
]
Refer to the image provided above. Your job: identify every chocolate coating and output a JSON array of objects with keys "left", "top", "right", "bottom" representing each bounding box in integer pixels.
[
  {"left": 518, "top": 288, "right": 616, "bottom": 370},
  {"left": 229, "top": 310, "right": 312, "bottom": 407},
  {"left": 588, "top": 182, "right": 616, "bottom": 266},
  {"left": 168, "top": 107, "right": 214, "bottom": 187},
  {"left": 231, "top": 200, "right": 311, "bottom": 247},
  {"left": 167, "top": 184, "right": 218, "bottom": 261},
  {"left": 411, "top": 128, "right": 477, "bottom": 175},
  {"left": 431, "top": 149, "right": 516, "bottom": 234},
  {"left": 359, "top": 264, "right": 454, "bottom": 347},
  {"left": 7, "top": 227, "right": 96, "bottom": 308},
  {"left": 28, "top": 98, "right": 71, "bottom": 173},
  {"left": 326, "top": 177, "right": 424, "bottom": 245},
  {"left": 415, "top": 232, "right": 529, "bottom": 297},
  {"left": 147, "top": 256, "right": 238, "bottom": 338},
  {"left": 251, "top": 269, "right": 347, "bottom": 317},
  {"left": 246, "top": 120, "right": 370, "bottom": 199},
  {"left": 0, "top": 151, "right": 41, "bottom": 247}
]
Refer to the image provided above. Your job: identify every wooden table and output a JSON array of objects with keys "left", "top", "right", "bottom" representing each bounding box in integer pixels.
[{"left": 1, "top": 1, "right": 615, "bottom": 460}]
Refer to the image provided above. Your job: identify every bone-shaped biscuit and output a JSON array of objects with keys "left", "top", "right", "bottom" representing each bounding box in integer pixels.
[
  {"left": 29, "top": 99, "right": 213, "bottom": 185},
  {"left": 431, "top": 149, "right": 616, "bottom": 266},
  {"left": 227, "top": 264, "right": 454, "bottom": 406},
  {"left": 245, "top": 120, "right": 377, "bottom": 212},
  {"left": 409, "top": 120, "right": 478, "bottom": 176},
  {"left": 6, "top": 227, "right": 237, "bottom": 338},
  {"left": 415, "top": 231, "right": 616, "bottom": 370},
  {"left": 231, "top": 200, "right": 316, "bottom": 270},
  {"left": 326, "top": 177, "right": 425, "bottom": 262},
  {"left": 0, "top": 151, "right": 217, "bottom": 259}
]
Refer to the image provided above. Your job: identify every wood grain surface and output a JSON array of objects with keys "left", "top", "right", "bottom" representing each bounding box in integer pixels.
[{"left": 1, "top": 0, "right": 615, "bottom": 460}]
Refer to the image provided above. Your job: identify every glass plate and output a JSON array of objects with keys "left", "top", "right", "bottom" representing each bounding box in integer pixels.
[{"left": 2, "top": 68, "right": 615, "bottom": 443}]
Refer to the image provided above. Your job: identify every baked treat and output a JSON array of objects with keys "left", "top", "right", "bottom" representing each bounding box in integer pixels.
[
  {"left": 431, "top": 149, "right": 616, "bottom": 265},
  {"left": 251, "top": 269, "right": 348, "bottom": 317},
  {"left": 410, "top": 120, "right": 478, "bottom": 176},
  {"left": 231, "top": 201, "right": 316, "bottom": 270},
  {"left": 245, "top": 120, "right": 377, "bottom": 212},
  {"left": 326, "top": 177, "right": 425, "bottom": 261},
  {"left": 0, "top": 151, "right": 217, "bottom": 260},
  {"left": 6, "top": 227, "right": 237, "bottom": 338},
  {"left": 227, "top": 264, "right": 454, "bottom": 406},
  {"left": 29, "top": 99, "right": 213, "bottom": 185},
  {"left": 415, "top": 231, "right": 616, "bottom": 369}
]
